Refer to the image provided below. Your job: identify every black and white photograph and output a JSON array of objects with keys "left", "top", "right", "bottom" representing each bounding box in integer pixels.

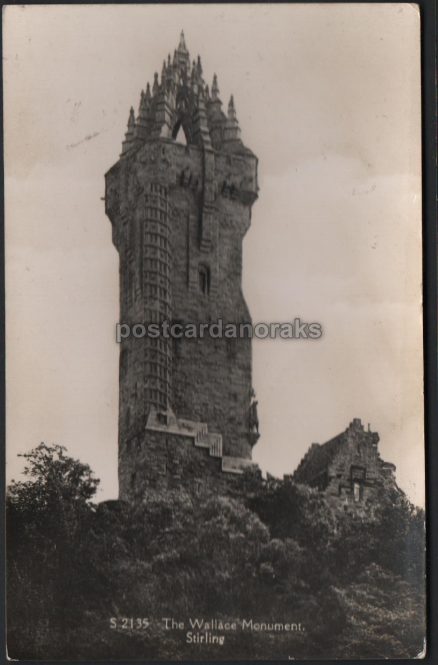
[{"left": 4, "top": 4, "right": 426, "bottom": 660}]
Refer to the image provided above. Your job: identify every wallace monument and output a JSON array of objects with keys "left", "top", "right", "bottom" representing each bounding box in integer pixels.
[
  {"left": 105, "top": 32, "right": 261, "bottom": 500},
  {"left": 105, "top": 32, "right": 397, "bottom": 509}
]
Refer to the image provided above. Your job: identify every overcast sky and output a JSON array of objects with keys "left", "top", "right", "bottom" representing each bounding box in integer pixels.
[{"left": 4, "top": 4, "right": 424, "bottom": 506}]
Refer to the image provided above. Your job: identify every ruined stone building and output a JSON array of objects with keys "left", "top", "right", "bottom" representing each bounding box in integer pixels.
[
  {"left": 105, "top": 33, "right": 261, "bottom": 499},
  {"left": 292, "top": 418, "right": 397, "bottom": 512}
]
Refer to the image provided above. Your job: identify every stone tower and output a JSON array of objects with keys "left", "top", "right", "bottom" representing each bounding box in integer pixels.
[{"left": 105, "top": 32, "right": 260, "bottom": 499}]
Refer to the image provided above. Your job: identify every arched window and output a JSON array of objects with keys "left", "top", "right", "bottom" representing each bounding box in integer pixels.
[
  {"left": 172, "top": 117, "right": 189, "bottom": 145},
  {"left": 174, "top": 124, "right": 187, "bottom": 145},
  {"left": 198, "top": 264, "right": 210, "bottom": 295}
]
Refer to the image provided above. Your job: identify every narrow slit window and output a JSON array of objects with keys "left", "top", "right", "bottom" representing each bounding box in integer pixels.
[
  {"left": 198, "top": 265, "right": 210, "bottom": 295},
  {"left": 353, "top": 481, "right": 361, "bottom": 502}
]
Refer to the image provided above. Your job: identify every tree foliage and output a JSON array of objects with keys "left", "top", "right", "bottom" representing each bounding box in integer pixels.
[{"left": 7, "top": 444, "right": 426, "bottom": 660}]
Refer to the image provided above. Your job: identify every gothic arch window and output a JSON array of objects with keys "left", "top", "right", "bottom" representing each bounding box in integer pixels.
[
  {"left": 198, "top": 264, "right": 210, "bottom": 295},
  {"left": 172, "top": 117, "right": 189, "bottom": 145},
  {"left": 174, "top": 124, "right": 187, "bottom": 145}
]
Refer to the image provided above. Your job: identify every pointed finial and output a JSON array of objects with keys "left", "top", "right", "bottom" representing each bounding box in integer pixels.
[
  {"left": 178, "top": 30, "right": 188, "bottom": 52},
  {"left": 136, "top": 90, "right": 149, "bottom": 132},
  {"left": 167, "top": 53, "right": 171, "bottom": 66},
  {"left": 228, "top": 95, "right": 237, "bottom": 120},
  {"left": 205, "top": 84, "right": 210, "bottom": 100},
  {"left": 145, "top": 82, "right": 151, "bottom": 99},
  {"left": 139, "top": 89, "right": 149, "bottom": 114},
  {"left": 122, "top": 107, "right": 136, "bottom": 154},
  {"left": 173, "top": 49, "right": 178, "bottom": 65},
  {"left": 197, "top": 88, "right": 206, "bottom": 112},
  {"left": 212, "top": 73, "right": 220, "bottom": 100},
  {"left": 152, "top": 72, "right": 159, "bottom": 94},
  {"left": 223, "top": 95, "right": 241, "bottom": 141},
  {"left": 197, "top": 55, "right": 203, "bottom": 76}
]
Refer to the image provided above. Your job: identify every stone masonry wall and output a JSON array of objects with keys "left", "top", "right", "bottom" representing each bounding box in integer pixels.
[
  {"left": 118, "top": 428, "right": 261, "bottom": 502},
  {"left": 293, "top": 419, "right": 396, "bottom": 514},
  {"left": 106, "top": 139, "right": 258, "bottom": 468}
]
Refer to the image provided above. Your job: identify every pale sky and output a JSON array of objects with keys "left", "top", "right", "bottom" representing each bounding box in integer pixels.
[{"left": 4, "top": 4, "right": 424, "bottom": 506}]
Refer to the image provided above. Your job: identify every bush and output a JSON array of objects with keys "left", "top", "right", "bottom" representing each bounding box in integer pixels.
[{"left": 6, "top": 444, "right": 426, "bottom": 660}]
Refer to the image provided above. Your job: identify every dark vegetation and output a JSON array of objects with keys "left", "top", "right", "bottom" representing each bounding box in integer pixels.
[{"left": 7, "top": 444, "right": 425, "bottom": 660}]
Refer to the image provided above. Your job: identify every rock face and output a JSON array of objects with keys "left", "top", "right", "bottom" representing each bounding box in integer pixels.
[
  {"left": 105, "top": 32, "right": 261, "bottom": 500},
  {"left": 292, "top": 418, "right": 397, "bottom": 513}
]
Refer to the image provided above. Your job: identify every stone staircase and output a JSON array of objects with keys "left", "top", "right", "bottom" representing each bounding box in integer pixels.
[
  {"left": 195, "top": 429, "right": 223, "bottom": 458},
  {"left": 146, "top": 406, "right": 258, "bottom": 475}
]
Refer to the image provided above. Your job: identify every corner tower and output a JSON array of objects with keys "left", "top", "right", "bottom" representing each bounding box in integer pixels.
[{"left": 105, "top": 32, "right": 260, "bottom": 499}]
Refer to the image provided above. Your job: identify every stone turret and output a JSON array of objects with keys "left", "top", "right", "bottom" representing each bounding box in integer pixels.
[{"left": 115, "top": 34, "right": 256, "bottom": 160}]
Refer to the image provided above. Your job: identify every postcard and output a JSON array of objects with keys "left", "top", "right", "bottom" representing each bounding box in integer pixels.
[{"left": 4, "top": 4, "right": 425, "bottom": 660}]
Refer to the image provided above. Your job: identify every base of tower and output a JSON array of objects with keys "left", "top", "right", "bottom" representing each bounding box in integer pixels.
[{"left": 119, "top": 407, "right": 262, "bottom": 502}]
